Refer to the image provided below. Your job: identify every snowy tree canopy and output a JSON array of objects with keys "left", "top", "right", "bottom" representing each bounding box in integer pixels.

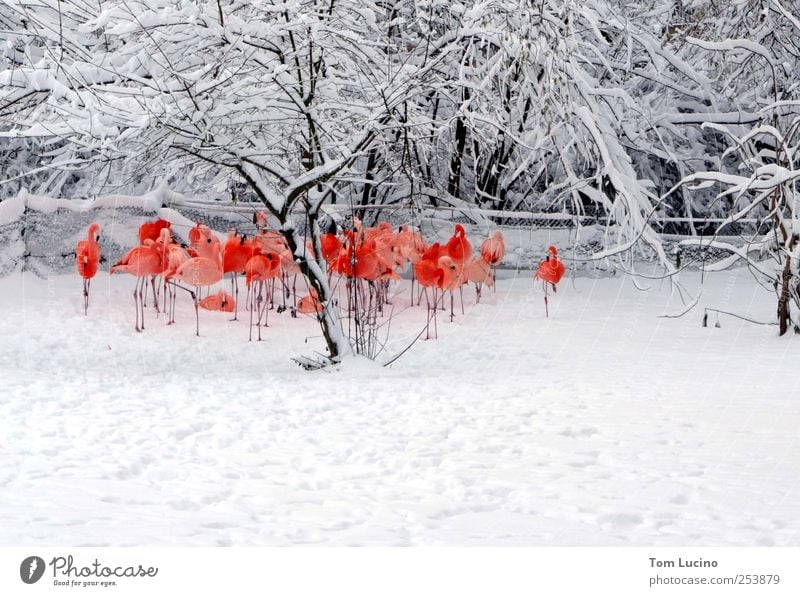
[{"left": 1, "top": 0, "right": 799, "bottom": 263}]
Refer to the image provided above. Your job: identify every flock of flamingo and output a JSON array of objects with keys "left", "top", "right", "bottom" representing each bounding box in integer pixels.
[{"left": 75, "top": 214, "right": 566, "bottom": 340}]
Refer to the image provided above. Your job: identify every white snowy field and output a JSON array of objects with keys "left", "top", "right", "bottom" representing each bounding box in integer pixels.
[{"left": 0, "top": 266, "right": 798, "bottom": 546}]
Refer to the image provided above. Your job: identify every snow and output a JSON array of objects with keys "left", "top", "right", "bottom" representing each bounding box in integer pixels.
[
  {"left": 0, "top": 266, "right": 798, "bottom": 546},
  {"left": 0, "top": 194, "right": 26, "bottom": 225}
]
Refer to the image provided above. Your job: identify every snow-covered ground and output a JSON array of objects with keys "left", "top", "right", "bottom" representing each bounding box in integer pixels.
[{"left": 0, "top": 266, "right": 798, "bottom": 546}]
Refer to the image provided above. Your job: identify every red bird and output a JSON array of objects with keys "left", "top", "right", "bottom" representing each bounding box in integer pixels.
[
  {"left": 244, "top": 251, "right": 281, "bottom": 341},
  {"left": 76, "top": 223, "right": 101, "bottom": 315},
  {"left": 111, "top": 239, "right": 164, "bottom": 332},
  {"left": 223, "top": 231, "right": 258, "bottom": 320},
  {"left": 414, "top": 249, "right": 447, "bottom": 339},
  {"left": 199, "top": 290, "right": 236, "bottom": 313},
  {"left": 138, "top": 218, "right": 172, "bottom": 245},
  {"left": 172, "top": 233, "right": 224, "bottom": 336},
  {"left": 320, "top": 233, "right": 343, "bottom": 266},
  {"left": 297, "top": 288, "right": 323, "bottom": 315},
  {"left": 480, "top": 231, "right": 505, "bottom": 266},
  {"left": 445, "top": 224, "right": 472, "bottom": 266},
  {"left": 479, "top": 230, "right": 505, "bottom": 295},
  {"left": 534, "top": 245, "right": 565, "bottom": 317}
]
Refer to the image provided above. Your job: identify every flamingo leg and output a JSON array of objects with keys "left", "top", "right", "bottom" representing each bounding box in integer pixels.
[
  {"left": 152, "top": 276, "right": 161, "bottom": 314},
  {"left": 133, "top": 278, "right": 141, "bottom": 332},
  {"left": 450, "top": 291, "right": 455, "bottom": 322},
  {"left": 248, "top": 284, "right": 254, "bottom": 342},
  {"left": 174, "top": 280, "right": 180, "bottom": 324},
  {"left": 166, "top": 280, "right": 175, "bottom": 324},
  {"left": 257, "top": 281, "right": 264, "bottom": 341},
  {"left": 543, "top": 281, "right": 549, "bottom": 318},
  {"left": 268, "top": 280, "right": 274, "bottom": 327},
  {"left": 140, "top": 277, "right": 147, "bottom": 330},
  {"left": 231, "top": 274, "right": 239, "bottom": 321},
  {"left": 424, "top": 288, "right": 430, "bottom": 340},
  {"left": 193, "top": 287, "right": 200, "bottom": 337},
  {"left": 433, "top": 289, "right": 439, "bottom": 339},
  {"left": 83, "top": 278, "right": 89, "bottom": 316}
]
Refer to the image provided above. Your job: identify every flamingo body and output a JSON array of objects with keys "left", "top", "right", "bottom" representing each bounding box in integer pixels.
[
  {"left": 139, "top": 219, "right": 172, "bottom": 245},
  {"left": 76, "top": 223, "right": 101, "bottom": 280},
  {"left": 76, "top": 223, "right": 101, "bottom": 315},
  {"left": 534, "top": 246, "right": 565, "bottom": 286},
  {"left": 480, "top": 231, "right": 505, "bottom": 266},
  {"left": 199, "top": 290, "right": 235, "bottom": 313}
]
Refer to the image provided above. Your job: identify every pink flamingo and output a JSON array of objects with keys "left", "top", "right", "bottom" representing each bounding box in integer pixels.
[
  {"left": 139, "top": 218, "right": 172, "bottom": 244},
  {"left": 111, "top": 239, "right": 164, "bottom": 332},
  {"left": 223, "top": 231, "right": 258, "bottom": 320},
  {"left": 480, "top": 230, "right": 505, "bottom": 290},
  {"left": 464, "top": 254, "right": 494, "bottom": 302},
  {"left": 297, "top": 288, "right": 323, "bottom": 315},
  {"left": 445, "top": 225, "right": 472, "bottom": 316},
  {"left": 171, "top": 233, "right": 224, "bottom": 336},
  {"left": 534, "top": 245, "right": 566, "bottom": 318},
  {"left": 76, "top": 223, "right": 101, "bottom": 315},
  {"left": 157, "top": 229, "right": 191, "bottom": 324},
  {"left": 436, "top": 255, "right": 464, "bottom": 322},
  {"left": 446, "top": 224, "right": 472, "bottom": 265},
  {"left": 199, "top": 290, "right": 236, "bottom": 313},
  {"left": 137, "top": 218, "right": 172, "bottom": 307},
  {"left": 414, "top": 245, "right": 445, "bottom": 339},
  {"left": 244, "top": 251, "right": 281, "bottom": 341},
  {"left": 396, "top": 226, "right": 427, "bottom": 304},
  {"left": 254, "top": 231, "right": 297, "bottom": 313}
]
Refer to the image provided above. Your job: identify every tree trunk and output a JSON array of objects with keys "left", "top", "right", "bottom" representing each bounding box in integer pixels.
[
  {"left": 283, "top": 220, "right": 351, "bottom": 362},
  {"left": 447, "top": 88, "right": 470, "bottom": 200},
  {"left": 778, "top": 255, "right": 791, "bottom": 336}
]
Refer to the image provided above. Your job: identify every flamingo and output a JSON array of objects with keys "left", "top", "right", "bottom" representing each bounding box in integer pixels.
[
  {"left": 137, "top": 218, "right": 172, "bottom": 307},
  {"left": 436, "top": 255, "right": 464, "bottom": 322},
  {"left": 171, "top": 233, "right": 224, "bottom": 336},
  {"left": 445, "top": 224, "right": 472, "bottom": 265},
  {"left": 297, "top": 288, "right": 323, "bottom": 315},
  {"left": 223, "top": 231, "right": 257, "bottom": 320},
  {"left": 445, "top": 224, "right": 472, "bottom": 315},
  {"left": 157, "top": 229, "right": 191, "bottom": 324},
  {"left": 480, "top": 230, "right": 505, "bottom": 290},
  {"left": 464, "top": 254, "right": 494, "bottom": 302},
  {"left": 111, "top": 239, "right": 164, "bottom": 332},
  {"left": 139, "top": 218, "right": 171, "bottom": 244},
  {"left": 414, "top": 247, "right": 445, "bottom": 339},
  {"left": 199, "top": 290, "right": 236, "bottom": 313},
  {"left": 534, "top": 245, "right": 566, "bottom": 318},
  {"left": 76, "top": 223, "right": 101, "bottom": 315},
  {"left": 244, "top": 251, "right": 281, "bottom": 340},
  {"left": 395, "top": 227, "right": 427, "bottom": 305},
  {"left": 254, "top": 231, "right": 298, "bottom": 313}
]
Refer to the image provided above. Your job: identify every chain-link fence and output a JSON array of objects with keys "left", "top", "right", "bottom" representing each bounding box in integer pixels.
[{"left": 0, "top": 189, "right": 765, "bottom": 277}]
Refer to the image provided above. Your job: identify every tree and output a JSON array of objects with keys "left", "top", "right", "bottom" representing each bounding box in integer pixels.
[
  {"left": 674, "top": 113, "right": 800, "bottom": 334},
  {"left": 0, "top": 0, "right": 470, "bottom": 361}
]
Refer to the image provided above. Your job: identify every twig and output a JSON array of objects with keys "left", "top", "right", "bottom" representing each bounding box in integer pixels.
[{"left": 703, "top": 307, "right": 777, "bottom": 327}]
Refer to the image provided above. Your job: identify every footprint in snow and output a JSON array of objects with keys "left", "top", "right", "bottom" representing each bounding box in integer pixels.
[
  {"left": 669, "top": 494, "right": 689, "bottom": 505},
  {"left": 559, "top": 427, "right": 599, "bottom": 438},
  {"left": 597, "top": 512, "right": 644, "bottom": 530}
]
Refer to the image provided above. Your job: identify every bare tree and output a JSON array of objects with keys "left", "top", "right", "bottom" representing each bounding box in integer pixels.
[{"left": 0, "top": 0, "right": 471, "bottom": 361}]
